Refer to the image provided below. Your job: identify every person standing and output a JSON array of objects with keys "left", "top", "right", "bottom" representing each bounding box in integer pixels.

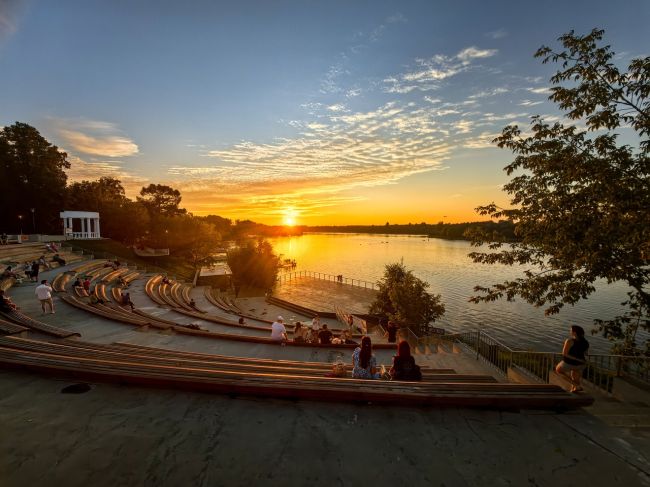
[
  {"left": 386, "top": 321, "right": 399, "bottom": 343},
  {"left": 31, "top": 260, "right": 40, "bottom": 283},
  {"left": 35, "top": 279, "right": 54, "bottom": 314},
  {"left": 555, "top": 325, "right": 590, "bottom": 393}
]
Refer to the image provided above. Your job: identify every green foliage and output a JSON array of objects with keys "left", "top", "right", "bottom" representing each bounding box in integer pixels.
[
  {"left": 469, "top": 29, "right": 650, "bottom": 355},
  {"left": 137, "top": 184, "right": 187, "bottom": 217},
  {"left": 227, "top": 238, "right": 280, "bottom": 290},
  {"left": 154, "top": 215, "right": 221, "bottom": 269},
  {"left": 369, "top": 262, "right": 445, "bottom": 336},
  {"left": 66, "top": 177, "right": 150, "bottom": 244},
  {"left": 0, "top": 122, "right": 70, "bottom": 233}
]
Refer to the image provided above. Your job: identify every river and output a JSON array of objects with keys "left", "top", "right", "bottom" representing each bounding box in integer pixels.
[{"left": 269, "top": 233, "right": 639, "bottom": 353}]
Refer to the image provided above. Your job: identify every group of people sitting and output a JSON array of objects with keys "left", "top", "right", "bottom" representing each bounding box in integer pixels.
[
  {"left": 103, "top": 260, "right": 122, "bottom": 270},
  {"left": 351, "top": 336, "right": 422, "bottom": 381},
  {"left": 44, "top": 242, "right": 60, "bottom": 253},
  {"left": 270, "top": 316, "right": 358, "bottom": 345},
  {"left": 74, "top": 275, "right": 134, "bottom": 310},
  {"left": 268, "top": 314, "right": 422, "bottom": 382},
  {"left": 2, "top": 255, "right": 57, "bottom": 284}
]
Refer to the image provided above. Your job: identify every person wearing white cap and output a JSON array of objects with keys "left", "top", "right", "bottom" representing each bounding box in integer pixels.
[{"left": 271, "top": 316, "right": 288, "bottom": 342}]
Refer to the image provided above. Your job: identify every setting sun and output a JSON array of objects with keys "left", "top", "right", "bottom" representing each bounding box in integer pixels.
[{"left": 282, "top": 208, "right": 298, "bottom": 226}]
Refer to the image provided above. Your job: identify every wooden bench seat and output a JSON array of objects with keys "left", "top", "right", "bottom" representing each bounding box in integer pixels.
[
  {"left": 0, "top": 337, "right": 483, "bottom": 382},
  {"left": 0, "top": 319, "right": 28, "bottom": 336},
  {"left": 0, "top": 340, "right": 594, "bottom": 409},
  {"left": 145, "top": 275, "right": 167, "bottom": 306},
  {"left": 59, "top": 294, "right": 171, "bottom": 330},
  {"left": 110, "top": 341, "right": 455, "bottom": 372},
  {"left": 0, "top": 310, "right": 80, "bottom": 338}
]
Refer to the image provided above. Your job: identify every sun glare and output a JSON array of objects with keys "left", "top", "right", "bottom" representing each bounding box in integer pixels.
[{"left": 282, "top": 208, "right": 298, "bottom": 226}]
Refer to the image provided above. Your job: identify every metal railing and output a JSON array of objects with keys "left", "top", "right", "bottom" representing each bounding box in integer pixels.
[
  {"left": 437, "top": 329, "right": 650, "bottom": 394},
  {"left": 277, "top": 270, "right": 377, "bottom": 290}
]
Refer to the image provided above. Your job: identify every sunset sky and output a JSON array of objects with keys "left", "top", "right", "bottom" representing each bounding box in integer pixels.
[{"left": 1, "top": 0, "right": 648, "bottom": 225}]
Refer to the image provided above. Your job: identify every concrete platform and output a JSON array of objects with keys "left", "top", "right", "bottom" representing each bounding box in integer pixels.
[
  {"left": 272, "top": 276, "right": 376, "bottom": 314},
  {"left": 1, "top": 370, "right": 649, "bottom": 487}
]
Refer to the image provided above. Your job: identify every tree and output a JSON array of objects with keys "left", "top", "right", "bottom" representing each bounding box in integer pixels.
[
  {"left": 0, "top": 122, "right": 70, "bottom": 233},
  {"left": 201, "top": 215, "right": 233, "bottom": 238},
  {"left": 66, "top": 177, "right": 150, "bottom": 244},
  {"left": 227, "top": 238, "right": 280, "bottom": 290},
  {"left": 467, "top": 29, "right": 650, "bottom": 355},
  {"left": 137, "top": 184, "right": 187, "bottom": 217},
  {"left": 160, "top": 215, "right": 222, "bottom": 270},
  {"left": 369, "top": 262, "right": 445, "bottom": 336}
]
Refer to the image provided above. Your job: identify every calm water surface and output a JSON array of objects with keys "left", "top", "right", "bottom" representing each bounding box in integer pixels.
[{"left": 269, "top": 233, "right": 638, "bottom": 353}]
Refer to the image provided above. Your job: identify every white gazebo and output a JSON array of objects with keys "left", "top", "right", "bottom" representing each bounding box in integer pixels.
[{"left": 60, "top": 211, "right": 101, "bottom": 239}]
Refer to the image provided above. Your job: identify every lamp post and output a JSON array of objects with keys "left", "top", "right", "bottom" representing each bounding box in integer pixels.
[
  {"left": 30, "top": 208, "right": 36, "bottom": 233},
  {"left": 18, "top": 215, "right": 23, "bottom": 236}
]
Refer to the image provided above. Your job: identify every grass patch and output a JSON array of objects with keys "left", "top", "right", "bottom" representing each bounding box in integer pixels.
[{"left": 67, "top": 239, "right": 196, "bottom": 281}]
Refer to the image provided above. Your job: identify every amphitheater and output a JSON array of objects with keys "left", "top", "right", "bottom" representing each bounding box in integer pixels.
[{"left": 1, "top": 242, "right": 648, "bottom": 486}]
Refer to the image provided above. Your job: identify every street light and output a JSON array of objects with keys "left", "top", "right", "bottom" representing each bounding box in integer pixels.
[
  {"left": 17, "top": 215, "right": 23, "bottom": 236},
  {"left": 30, "top": 208, "right": 36, "bottom": 233}
]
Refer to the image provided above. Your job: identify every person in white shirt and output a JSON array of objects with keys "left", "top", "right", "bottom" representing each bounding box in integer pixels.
[
  {"left": 35, "top": 279, "right": 54, "bottom": 314},
  {"left": 271, "top": 316, "right": 288, "bottom": 342},
  {"left": 311, "top": 315, "right": 321, "bottom": 331}
]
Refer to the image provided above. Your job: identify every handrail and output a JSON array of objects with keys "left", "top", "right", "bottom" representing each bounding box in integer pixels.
[
  {"left": 277, "top": 270, "right": 377, "bottom": 290},
  {"left": 436, "top": 329, "right": 650, "bottom": 394}
]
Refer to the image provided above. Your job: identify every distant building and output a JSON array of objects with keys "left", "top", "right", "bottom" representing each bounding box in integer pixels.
[{"left": 60, "top": 211, "right": 101, "bottom": 239}]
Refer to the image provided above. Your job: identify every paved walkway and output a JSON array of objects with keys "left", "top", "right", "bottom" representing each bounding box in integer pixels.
[{"left": 1, "top": 369, "right": 648, "bottom": 487}]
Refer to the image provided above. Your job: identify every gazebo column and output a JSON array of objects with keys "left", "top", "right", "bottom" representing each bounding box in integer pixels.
[{"left": 95, "top": 218, "right": 101, "bottom": 238}]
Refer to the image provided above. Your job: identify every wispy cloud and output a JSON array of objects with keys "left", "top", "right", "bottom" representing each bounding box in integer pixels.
[
  {"left": 65, "top": 155, "right": 147, "bottom": 195},
  {"left": 172, "top": 101, "right": 453, "bottom": 218},
  {"left": 53, "top": 119, "right": 139, "bottom": 157},
  {"left": 383, "top": 46, "right": 498, "bottom": 94},
  {"left": 527, "top": 86, "right": 552, "bottom": 95},
  {"left": 485, "top": 29, "right": 508, "bottom": 39},
  {"left": 468, "top": 87, "right": 509, "bottom": 99}
]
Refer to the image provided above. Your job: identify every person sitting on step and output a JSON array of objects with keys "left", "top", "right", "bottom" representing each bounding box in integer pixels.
[
  {"left": 72, "top": 278, "right": 84, "bottom": 293},
  {"left": 38, "top": 255, "right": 51, "bottom": 270},
  {"left": 121, "top": 292, "right": 135, "bottom": 311},
  {"left": 318, "top": 323, "right": 333, "bottom": 345},
  {"left": 271, "top": 316, "right": 288, "bottom": 343},
  {"left": 352, "top": 336, "right": 381, "bottom": 379},
  {"left": 0, "top": 289, "right": 18, "bottom": 311},
  {"left": 89, "top": 293, "right": 106, "bottom": 305},
  {"left": 52, "top": 254, "right": 66, "bottom": 266},
  {"left": 389, "top": 341, "right": 422, "bottom": 381},
  {"left": 293, "top": 322, "right": 307, "bottom": 343}
]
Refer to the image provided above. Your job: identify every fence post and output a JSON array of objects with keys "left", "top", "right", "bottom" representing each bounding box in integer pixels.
[{"left": 475, "top": 329, "right": 481, "bottom": 360}]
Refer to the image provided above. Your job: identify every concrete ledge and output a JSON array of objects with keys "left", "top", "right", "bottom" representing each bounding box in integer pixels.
[
  {"left": 507, "top": 365, "right": 545, "bottom": 384},
  {"left": 612, "top": 376, "right": 650, "bottom": 405}
]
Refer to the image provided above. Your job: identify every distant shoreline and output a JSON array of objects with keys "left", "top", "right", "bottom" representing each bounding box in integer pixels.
[{"left": 291, "top": 220, "right": 517, "bottom": 242}]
